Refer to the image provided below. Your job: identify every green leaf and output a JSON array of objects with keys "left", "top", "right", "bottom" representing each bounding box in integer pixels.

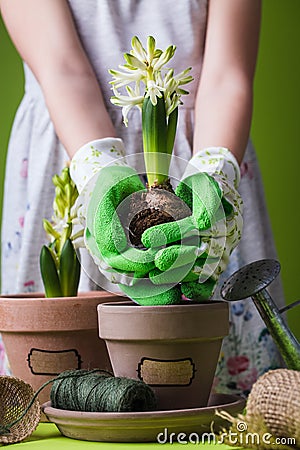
[
  {"left": 166, "top": 106, "right": 178, "bottom": 155},
  {"left": 59, "top": 239, "right": 80, "bottom": 297},
  {"left": 40, "top": 245, "right": 63, "bottom": 298}
]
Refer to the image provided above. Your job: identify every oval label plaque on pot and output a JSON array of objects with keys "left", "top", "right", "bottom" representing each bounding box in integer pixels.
[
  {"left": 27, "top": 348, "right": 82, "bottom": 376},
  {"left": 137, "top": 357, "right": 195, "bottom": 386}
]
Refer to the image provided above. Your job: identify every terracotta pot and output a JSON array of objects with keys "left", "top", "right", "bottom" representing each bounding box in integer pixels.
[
  {"left": 0, "top": 291, "right": 122, "bottom": 412},
  {"left": 98, "top": 300, "right": 229, "bottom": 411}
]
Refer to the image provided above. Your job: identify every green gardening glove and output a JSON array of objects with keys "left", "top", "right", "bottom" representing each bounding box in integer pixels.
[
  {"left": 147, "top": 255, "right": 217, "bottom": 302},
  {"left": 86, "top": 165, "right": 156, "bottom": 277},
  {"left": 140, "top": 147, "right": 243, "bottom": 301},
  {"left": 112, "top": 173, "right": 221, "bottom": 304},
  {"left": 71, "top": 138, "right": 157, "bottom": 284},
  {"left": 118, "top": 250, "right": 217, "bottom": 304},
  {"left": 142, "top": 172, "right": 225, "bottom": 249},
  {"left": 70, "top": 138, "right": 183, "bottom": 305},
  {"left": 85, "top": 164, "right": 182, "bottom": 305}
]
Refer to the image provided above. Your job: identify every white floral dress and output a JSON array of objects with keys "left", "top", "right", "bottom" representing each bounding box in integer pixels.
[{"left": 1, "top": 0, "right": 285, "bottom": 395}]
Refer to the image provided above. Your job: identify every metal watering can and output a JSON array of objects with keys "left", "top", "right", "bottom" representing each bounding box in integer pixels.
[{"left": 221, "top": 259, "right": 300, "bottom": 371}]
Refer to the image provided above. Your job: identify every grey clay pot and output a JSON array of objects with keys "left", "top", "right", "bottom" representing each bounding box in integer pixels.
[{"left": 98, "top": 300, "right": 229, "bottom": 410}]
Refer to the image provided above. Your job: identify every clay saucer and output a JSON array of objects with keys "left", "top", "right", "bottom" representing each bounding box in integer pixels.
[{"left": 42, "top": 393, "right": 245, "bottom": 443}]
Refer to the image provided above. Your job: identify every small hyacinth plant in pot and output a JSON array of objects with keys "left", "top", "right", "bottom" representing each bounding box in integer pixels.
[
  {"left": 97, "top": 37, "right": 232, "bottom": 411},
  {"left": 0, "top": 167, "right": 120, "bottom": 413},
  {"left": 40, "top": 166, "right": 81, "bottom": 298}
]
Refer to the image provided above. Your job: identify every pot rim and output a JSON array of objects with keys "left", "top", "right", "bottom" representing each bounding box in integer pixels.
[
  {"left": 0, "top": 291, "right": 125, "bottom": 332},
  {"left": 98, "top": 300, "right": 229, "bottom": 341},
  {"left": 98, "top": 299, "right": 228, "bottom": 313},
  {"left": 0, "top": 291, "right": 122, "bottom": 301}
]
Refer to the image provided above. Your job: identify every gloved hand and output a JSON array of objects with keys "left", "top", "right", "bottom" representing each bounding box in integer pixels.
[
  {"left": 70, "top": 137, "right": 128, "bottom": 224},
  {"left": 70, "top": 138, "right": 152, "bottom": 275},
  {"left": 85, "top": 164, "right": 184, "bottom": 305},
  {"left": 70, "top": 138, "right": 182, "bottom": 305},
  {"left": 86, "top": 165, "right": 153, "bottom": 272},
  {"left": 140, "top": 147, "right": 243, "bottom": 301}
]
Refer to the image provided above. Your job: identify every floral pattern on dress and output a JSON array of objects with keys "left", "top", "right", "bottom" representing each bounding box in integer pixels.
[{"left": 214, "top": 317, "right": 280, "bottom": 396}]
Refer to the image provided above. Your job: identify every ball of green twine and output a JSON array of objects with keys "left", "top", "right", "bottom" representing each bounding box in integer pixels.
[{"left": 50, "top": 369, "right": 157, "bottom": 413}]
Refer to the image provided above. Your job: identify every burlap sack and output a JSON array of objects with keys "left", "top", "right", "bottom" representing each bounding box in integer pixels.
[{"left": 217, "top": 369, "right": 300, "bottom": 449}]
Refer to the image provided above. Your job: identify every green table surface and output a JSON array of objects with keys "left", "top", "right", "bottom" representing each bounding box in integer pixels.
[{"left": 5, "top": 423, "right": 250, "bottom": 449}]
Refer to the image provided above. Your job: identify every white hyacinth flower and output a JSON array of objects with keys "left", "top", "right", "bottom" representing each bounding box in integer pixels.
[
  {"left": 145, "top": 80, "right": 164, "bottom": 105},
  {"left": 109, "top": 35, "right": 193, "bottom": 125}
]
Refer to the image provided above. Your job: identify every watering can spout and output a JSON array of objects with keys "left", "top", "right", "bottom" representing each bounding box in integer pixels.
[{"left": 221, "top": 259, "right": 300, "bottom": 371}]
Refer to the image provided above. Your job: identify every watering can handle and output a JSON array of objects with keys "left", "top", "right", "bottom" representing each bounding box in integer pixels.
[{"left": 279, "top": 299, "right": 300, "bottom": 314}]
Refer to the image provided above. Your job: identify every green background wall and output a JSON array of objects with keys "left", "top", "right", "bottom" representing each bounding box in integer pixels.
[{"left": 0, "top": 2, "right": 299, "bottom": 338}]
